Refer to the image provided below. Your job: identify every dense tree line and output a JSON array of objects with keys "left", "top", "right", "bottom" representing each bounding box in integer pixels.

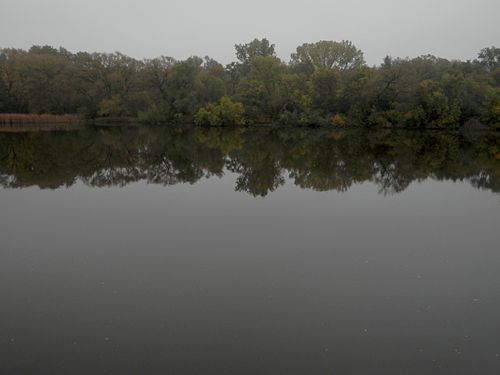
[
  {"left": 1, "top": 126, "right": 499, "bottom": 195},
  {"left": 0, "top": 40, "right": 499, "bottom": 128}
]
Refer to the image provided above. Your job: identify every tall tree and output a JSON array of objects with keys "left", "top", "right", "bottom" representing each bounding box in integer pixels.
[
  {"left": 234, "top": 38, "right": 276, "bottom": 65},
  {"left": 478, "top": 46, "right": 500, "bottom": 72},
  {"left": 291, "top": 40, "right": 365, "bottom": 74}
]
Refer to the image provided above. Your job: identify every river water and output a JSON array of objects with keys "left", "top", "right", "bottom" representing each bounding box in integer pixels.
[{"left": 1, "top": 126, "right": 499, "bottom": 374}]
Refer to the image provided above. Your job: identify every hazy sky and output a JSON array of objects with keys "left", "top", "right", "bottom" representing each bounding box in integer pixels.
[{"left": 1, "top": 0, "right": 499, "bottom": 65}]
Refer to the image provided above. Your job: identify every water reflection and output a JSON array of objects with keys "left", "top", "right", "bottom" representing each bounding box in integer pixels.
[
  {"left": 0, "top": 126, "right": 499, "bottom": 196},
  {"left": 2, "top": 126, "right": 500, "bottom": 375}
]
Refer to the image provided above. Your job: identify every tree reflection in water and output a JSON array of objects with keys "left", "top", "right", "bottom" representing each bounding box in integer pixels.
[{"left": 0, "top": 126, "right": 499, "bottom": 196}]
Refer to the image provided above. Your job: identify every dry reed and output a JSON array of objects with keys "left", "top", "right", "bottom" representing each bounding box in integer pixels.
[{"left": 0, "top": 113, "right": 81, "bottom": 126}]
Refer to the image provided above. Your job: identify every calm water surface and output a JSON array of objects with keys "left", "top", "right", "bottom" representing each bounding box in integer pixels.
[{"left": 1, "top": 126, "right": 500, "bottom": 374}]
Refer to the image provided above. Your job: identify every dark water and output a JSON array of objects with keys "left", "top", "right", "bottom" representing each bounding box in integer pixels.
[{"left": 1, "top": 126, "right": 500, "bottom": 374}]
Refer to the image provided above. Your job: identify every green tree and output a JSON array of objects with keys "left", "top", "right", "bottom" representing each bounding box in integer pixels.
[
  {"left": 236, "top": 56, "right": 287, "bottom": 122},
  {"left": 235, "top": 38, "right": 276, "bottom": 65},
  {"left": 164, "top": 56, "right": 204, "bottom": 121},
  {"left": 309, "top": 68, "right": 341, "bottom": 114},
  {"left": 478, "top": 46, "right": 500, "bottom": 72},
  {"left": 73, "top": 51, "right": 144, "bottom": 117},
  {"left": 417, "top": 80, "right": 461, "bottom": 127},
  {"left": 291, "top": 40, "right": 365, "bottom": 74},
  {"left": 194, "top": 96, "right": 245, "bottom": 126}
]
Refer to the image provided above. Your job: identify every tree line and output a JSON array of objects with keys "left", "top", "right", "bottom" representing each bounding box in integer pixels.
[{"left": 0, "top": 39, "right": 499, "bottom": 128}]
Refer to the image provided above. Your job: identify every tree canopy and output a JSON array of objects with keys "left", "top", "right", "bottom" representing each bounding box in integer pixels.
[
  {"left": 290, "top": 40, "right": 365, "bottom": 73},
  {"left": 0, "top": 39, "right": 498, "bottom": 129},
  {"left": 235, "top": 38, "right": 276, "bottom": 64}
]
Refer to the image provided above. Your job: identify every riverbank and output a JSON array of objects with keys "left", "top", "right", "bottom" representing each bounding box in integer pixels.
[
  {"left": 0, "top": 113, "right": 497, "bottom": 133},
  {"left": 0, "top": 113, "right": 83, "bottom": 131}
]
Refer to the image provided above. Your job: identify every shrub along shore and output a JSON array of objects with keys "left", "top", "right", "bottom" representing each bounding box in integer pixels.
[{"left": 0, "top": 39, "right": 499, "bottom": 129}]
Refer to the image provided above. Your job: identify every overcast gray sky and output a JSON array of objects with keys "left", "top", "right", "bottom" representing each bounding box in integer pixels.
[{"left": 1, "top": 0, "right": 499, "bottom": 65}]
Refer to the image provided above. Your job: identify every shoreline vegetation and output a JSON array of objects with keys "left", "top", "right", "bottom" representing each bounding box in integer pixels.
[
  {"left": 0, "top": 39, "right": 499, "bottom": 129},
  {"left": 0, "top": 113, "right": 82, "bottom": 128}
]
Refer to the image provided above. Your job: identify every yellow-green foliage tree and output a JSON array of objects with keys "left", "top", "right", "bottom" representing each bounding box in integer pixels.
[{"left": 194, "top": 96, "right": 245, "bottom": 126}]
